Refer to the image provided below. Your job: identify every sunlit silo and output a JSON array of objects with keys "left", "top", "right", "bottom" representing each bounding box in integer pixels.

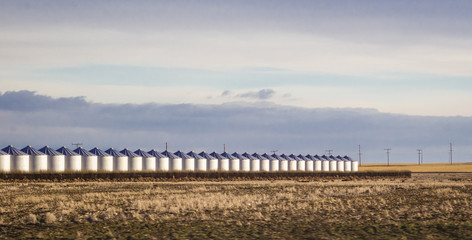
[
  {"left": 242, "top": 152, "right": 259, "bottom": 171},
  {"left": 135, "top": 149, "right": 156, "bottom": 171},
  {"left": 162, "top": 150, "right": 182, "bottom": 171},
  {"left": 222, "top": 152, "right": 239, "bottom": 171},
  {"left": 39, "top": 146, "right": 65, "bottom": 172},
  {"left": 3, "top": 145, "right": 29, "bottom": 172},
  {"left": 22, "top": 146, "right": 48, "bottom": 172},
  {"left": 199, "top": 151, "right": 218, "bottom": 171},
  {"left": 148, "top": 150, "right": 169, "bottom": 171},
  {"left": 120, "top": 149, "right": 142, "bottom": 171},
  {"left": 90, "top": 147, "right": 113, "bottom": 171},
  {"left": 188, "top": 151, "right": 207, "bottom": 171},
  {"left": 210, "top": 152, "right": 229, "bottom": 171},
  {"left": 298, "top": 154, "right": 313, "bottom": 171},
  {"left": 232, "top": 152, "right": 250, "bottom": 171},
  {"left": 57, "top": 146, "right": 82, "bottom": 171},
  {"left": 175, "top": 151, "right": 195, "bottom": 171},
  {"left": 271, "top": 154, "right": 288, "bottom": 171},
  {"left": 0, "top": 150, "right": 11, "bottom": 172},
  {"left": 74, "top": 147, "right": 98, "bottom": 171},
  {"left": 105, "top": 148, "right": 128, "bottom": 171}
]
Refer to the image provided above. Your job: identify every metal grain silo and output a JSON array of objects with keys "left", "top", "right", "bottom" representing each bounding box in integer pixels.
[
  {"left": 210, "top": 152, "right": 229, "bottom": 171},
  {"left": 312, "top": 155, "right": 322, "bottom": 171},
  {"left": 281, "top": 154, "right": 297, "bottom": 171},
  {"left": 328, "top": 155, "right": 338, "bottom": 171},
  {"left": 270, "top": 154, "right": 286, "bottom": 171},
  {"left": 262, "top": 153, "right": 279, "bottom": 171},
  {"left": 105, "top": 148, "right": 128, "bottom": 171},
  {"left": 188, "top": 151, "right": 206, "bottom": 171},
  {"left": 299, "top": 155, "right": 313, "bottom": 171},
  {"left": 3, "top": 145, "right": 29, "bottom": 172},
  {"left": 343, "top": 156, "right": 352, "bottom": 172},
  {"left": 75, "top": 147, "right": 98, "bottom": 171},
  {"left": 135, "top": 149, "right": 156, "bottom": 171},
  {"left": 148, "top": 150, "right": 169, "bottom": 171},
  {"left": 120, "top": 149, "right": 142, "bottom": 171},
  {"left": 232, "top": 152, "right": 250, "bottom": 171},
  {"left": 345, "top": 156, "right": 358, "bottom": 172},
  {"left": 320, "top": 155, "right": 330, "bottom": 172},
  {"left": 242, "top": 152, "right": 259, "bottom": 171},
  {"left": 336, "top": 155, "right": 345, "bottom": 172},
  {"left": 199, "top": 151, "right": 218, "bottom": 171},
  {"left": 162, "top": 150, "right": 182, "bottom": 171},
  {"left": 222, "top": 152, "right": 239, "bottom": 171},
  {"left": 90, "top": 148, "right": 113, "bottom": 171},
  {"left": 0, "top": 150, "right": 11, "bottom": 172},
  {"left": 22, "top": 146, "right": 48, "bottom": 172},
  {"left": 57, "top": 146, "right": 82, "bottom": 171},
  {"left": 252, "top": 153, "right": 269, "bottom": 171},
  {"left": 175, "top": 151, "right": 194, "bottom": 171},
  {"left": 39, "top": 146, "right": 65, "bottom": 172}
]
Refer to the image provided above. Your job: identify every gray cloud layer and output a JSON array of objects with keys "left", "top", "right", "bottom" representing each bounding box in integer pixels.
[{"left": 0, "top": 91, "right": 471, "bottom": 163}]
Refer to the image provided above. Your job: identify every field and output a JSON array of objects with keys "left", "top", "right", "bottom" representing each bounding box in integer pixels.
[
  {"left": 1, "top": 173, "right": 472, "bottom": 239},
  {"left": 360, "top": 162, "right": 472, "bottom": 172}
]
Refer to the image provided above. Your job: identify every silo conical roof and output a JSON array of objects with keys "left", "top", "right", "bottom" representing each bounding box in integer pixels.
[
  {"left": 2, "top": 145, "right": 27, "bottom": 155},
  {"left": 305, "top": 154, "right": 316, "bottom": 160},
  {"left": 90, "top": 147, "right": 111, "bottom": 156},
  {"left": 187, "top": 151, "right": 204, "bottom": 159},
  {"left": 221, "top": 152, "right": 236, "bottom": 160},
  {"left": 74, "top": 147, "right": 96, "bottom": 156},
  {"left": 289, "top": 154, "right": 302, "bottom": 161},
  {"left": 297, "top": 154, "right": 310, "bottom": 161},
  {"left": 105, "top": 148, "right": 126, "bottom": 157},
  {"left": 21, "top": 146, "right": 45, "bottom": 155},
  {"left": 262, "top": 153, "right": 275, "bottom": 160},
  {"left": 148, "top": 149, "right": 167, "bottom": 158},
  {"left": 120, "top": 148, "right": 139, "bottom": 157},
  {"left": 252, "top": 153, "right": 268, "bottom": 160},
  {"left": 174, "top": 151, "right": 192, "bottom": 159},
  {"left": 199, "top": 151, "right": 216, "bottom": 160},
  {"left": 57, "top": 146, "right": 79, "bottom": 156},
  {"left": 232, "top": 152, "right": 248, "bottom": 160},
  {"left": 280, "top": 154, "right": 294, "bottom": 161},
  {"left": 39, "top": 146, "right": 63, "bottom": 156},
  {"left": 162, "top": 150, "right": 179, "bottom": 159},
  {"left": 134, "top": 149, "right": 152, "bottom": 158},
  {"left": 0, "top": 150, "right": 8, "bottom": 155},
  {"left": 242, "top": 152, "right": 257, "bottom": 160},
  {"left": 321, "top": 155, "right": 329, "bottom": 160}
]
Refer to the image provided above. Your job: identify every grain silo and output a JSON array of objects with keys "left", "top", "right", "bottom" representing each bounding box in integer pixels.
[
  {"left": 175, "top": 151, "right": 195, "bottom": 171},
  {"left": 105, "top": 148, "right": 128, "bottom": 171},
  {"left": 253, "top": 153, "right": 269, "bottom": 171},
  {"left": 328, "top": 155, "right": 338, "bottom": 171},
  {"left": 222, "top": 152, "right": 239, "bottom": 171},
  {"left": 308, "top": 155, "right": 322, "bottom": 171},
  {"left": 262, "top": 153, "right": 279, "bottom": 171},
  {"left": 120, "top": 149, "right": 142, "bottom": 171},
  {"left": 343, "top": 156, "right": 352, "bottom": 172},
  {"left": 242, "top": 152, "right": 259, "bottom": 171},
  {"left": 188, "top": 151, "right": 206, "bottom": 171},
  {"left": 162, "top": 150, "right": 182, "bottom": 171},
  {"left": 289, "top": 154, "right": 305, "bottom": 171},
  {"left": 345, "top": 156, "right": 358, "bottom": 172},
  {"left": 57, "top": 146, "right": 82, "bottom": 171},
  {"left": 39, "top": 146, "right": 65, "bottom": 172},
  {"left": 74, "top": 147, "right": 98, "bottom": 171},
  {"left": 199, "top": 151, "right": 218, "bottom": 171},
  {"left": 22, "top": 146, "right": 48, "bottom": 172},
  {"left": 336, "top": 155, "right": 345, "bottom": 172},
  {"left": 0, "top": 150, "right": 11, "bottom": 172},
  {"left": 320, "top": 155, "right": 330, "bottom": 172},
  {"left": 298, "top": 154, "right": 313, "bottom": 171},
  {"left": 3, "top": 145, "right": 29, "bottom": 172},
  {"left": 281, "top": 154, "right": 297, "bottom": 171},
  {"left": 135, "top": 149, "right": 156, "bottom": 171},
  {"left": 148, "top": 150, "right": 169, "bottom": 171},
  {"left": 210, "top": 152, "right": 229, "bottom": 171},
  {"left": 232, "top": 152, "right": 250, "bottom": 171},
  {"left": 90, "top": 148, "right": 113, "bottom": 171},
  {"left": 271, "top": 154, "right": 288, "bottom": 171}
]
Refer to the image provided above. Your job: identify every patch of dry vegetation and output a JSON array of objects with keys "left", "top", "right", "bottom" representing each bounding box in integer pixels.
[
  {"left": 360, "top": 162, "right": 472, "bottom": 172},
  {"left": 0, "top": 175, "right": 472, "bottom": 239}
]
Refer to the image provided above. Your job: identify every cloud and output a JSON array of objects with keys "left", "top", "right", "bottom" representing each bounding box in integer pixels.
[
  {"left": 0, "top": 91, "right": 471, "bottom": 163},
  {"left": 236, "top": 89, "right": 275, "bottom": 100}
]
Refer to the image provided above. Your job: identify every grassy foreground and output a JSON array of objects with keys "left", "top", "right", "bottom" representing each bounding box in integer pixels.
[
  {"left": 1, "top": 174, "right": 472, "bottom": 239},
  {"left": 360, "top": 162, "right": 472, "bottom": 172}
]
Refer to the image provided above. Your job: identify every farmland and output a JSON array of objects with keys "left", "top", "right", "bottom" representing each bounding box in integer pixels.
[
  {"left": 360, "top": 162, "right": 472, "bottom": 172},
  {"left": 1, "top": 172, "right": 472, "bottom": 239}
]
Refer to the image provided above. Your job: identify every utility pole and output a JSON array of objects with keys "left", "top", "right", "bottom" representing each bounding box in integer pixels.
[
  {"left": 71, "top": 143, "right": 82, "bottom": 149},
  {"left": 417, "top": 149, "right": 422, "bottom": 165},
  {"left": 385, "top": 148, "right": 391, "bottom": 166},
  {"left": 358, "top": 144, "right": 362, "bottom": 166},
  {"left": 449, "top": 143, "right": 453, "bottom": 165},
  {"left": 270, "top": 150, "right": 278, "bottom": 155},
  {"left": 326, "top": 150, "right": 333, "bottom": 156},
  {"left": 165, "top": 142, "right": 168, "bottom": 151},
  {"left": 223, "top": 144, "right": 226, "bottom": 153}
]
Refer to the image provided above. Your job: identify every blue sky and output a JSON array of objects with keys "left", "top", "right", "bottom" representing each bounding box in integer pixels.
[{"left": 1, "top": 1, "right": 472, "bottom": 162}]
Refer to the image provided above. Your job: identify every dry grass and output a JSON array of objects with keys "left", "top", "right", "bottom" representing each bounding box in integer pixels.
[
  {"left": 360, "top": 162, "right": 472, "bottom": 172},
  {"left": 0, "top": 174, "right": 472, "bottom": 239}
]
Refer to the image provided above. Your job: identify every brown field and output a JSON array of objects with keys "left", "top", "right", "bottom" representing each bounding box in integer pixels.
[
  {"left": 1, "top": 173, "right": 472, "bottom": 239},
  {"left": 360, "top": 162, "right": 472, "bottom": 172}
]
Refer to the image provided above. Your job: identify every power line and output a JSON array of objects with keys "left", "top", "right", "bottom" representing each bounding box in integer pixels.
[{"left": 384, "top": 148, "right": 391, "bottom": 166}]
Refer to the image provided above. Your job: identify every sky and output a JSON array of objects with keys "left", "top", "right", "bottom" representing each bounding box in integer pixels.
[{"left": 1, "top": 1, "right": 472, "bottom": 163}]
